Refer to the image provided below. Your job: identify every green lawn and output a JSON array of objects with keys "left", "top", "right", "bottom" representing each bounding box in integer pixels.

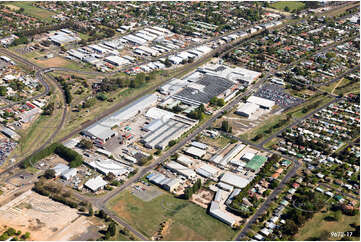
[
  {"left": 294, "top": 210, "right": 360, "bottom": 241},
  {"left": 334, "top": 79, "right": 360, "bottom": 96},
  {"left": 9, "top": 2, "right": 55, "bottom": 20},
  {"left": 107, "top": 190, "right": 236, "bottom": 241},
  {"left": 270, "top": 1, "right": 305, "bottom": 11}
]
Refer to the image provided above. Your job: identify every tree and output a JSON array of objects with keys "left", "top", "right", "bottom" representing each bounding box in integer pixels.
[
  {"left": 97, "top": 209, "right": 107, "bottom": 219},
  {"left": 107, "top": 222, "right": 116, "bottom": 237},
  {"left": 78, "top": 139, "right": 93, "bottom": 149},
  {"left": 44, "top": 169, "right": 56, "bottom": 179},
  {"left": 284, "top": 6, "right": 290, "bottom": 12},
  {"left": 20, "top": 232, "right": 30, "bottom": 240},
  {"left": 168, "top": 140, "right": 177, "bottom": 147},
  {"left": 282, "top": 219, "right": 298, "bottom": 235},
  {"left": 217, "top": 98, "right": 225, "bottom": 107},
  {"left": 88, "top": 206, "right": 93, "bottom": 216},
  {"left": 0, "top": 86, "right": 7, "bottom": 96},
  {"left": 221, "top": 120, "right": 229, "bottom": 132}
]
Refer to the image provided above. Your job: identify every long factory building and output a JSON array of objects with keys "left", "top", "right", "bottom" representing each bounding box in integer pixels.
[
  {"left": 141, "top": 114, "right": 197, "bottom": 150},
  {"left": 82, "top": 94, "right": 157, "bottom": 144}
]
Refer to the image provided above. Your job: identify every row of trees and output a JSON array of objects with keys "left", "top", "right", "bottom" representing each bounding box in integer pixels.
[
  {"left": 187, "top": 104, "right": 205, "bottom": 120},
  {"left": 210, "top": 96, "right": 225, "bottom": 107},
  {"left": 32, "top": 180, "right": 80, "bottom": 208},
  {"left": 21, "top": 143, "right": 83, "bottom": 168},
  {"left": 55, "top": 76, "right": 72, "bottom": 104},
  {"left": 55, "top": 144, "right": 84, "bottom": 168}
]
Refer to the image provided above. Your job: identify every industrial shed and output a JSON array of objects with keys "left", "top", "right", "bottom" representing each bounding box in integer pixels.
[
  {"left": 184, "top": 146, "right": 206, "bottom": 158},
  {"left": 82, "top": 94, "right": 157, "bottom": 143},
  {"left": 142, "top": 115, "right": 195, "bottom": 150},
  {"left": 84, "top": 176, "right": 108, "bottom": 192},
  {"left": 209, "top": 201, "right": 236, "bottom": 227},
  {"left": 177, "top": 155, "right": 194, "bottom": 167},
  {"left": 196, "top": 164, "right": 218, "bottom": 178},
  {"left": 104, "top": 55, "right": 130, "bottom": 66},
  {"left": 247, "top": 96, "right": 275, "bottom": 109},
  {"left": 165, "top": 161, "right": 196, "bottom": 179},
  {"left": 191, "top": 141, "right": 208, "bottom": 150},
  {"left": 235, "top": 102, "right": 259, "bottom": 118},
  {"left": 85, "top": 159, "right": 131, "bottom": 176},
  {"left": 245, "top": 155, "right": 268, "bottom": 172},
  {"left": 172, "top": 74, "right": 235, "bottom": 106},
  {"left": 220, "top": 171, "right": 250, "bottom": 189}
]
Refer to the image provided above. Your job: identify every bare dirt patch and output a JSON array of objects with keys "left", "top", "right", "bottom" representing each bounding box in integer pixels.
[
  {"left": 0, "top": 191, "right": 93, "bottom": 241},
  {"left": 34, "top": 56, "right": 71, "bottom": 68}
]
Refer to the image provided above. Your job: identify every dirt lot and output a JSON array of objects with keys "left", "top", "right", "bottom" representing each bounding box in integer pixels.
[
  {"left": 131, "top": 183, "right": 163, "bottom": 202},
  {"left": 34, "top": 56, "right": 72, "bottom": 68},
  {"left": 191, "top": 189, "right": 214, "bottom": 208},
  {"left": 0, "top": 191, "right": 94, "bottom": 241}
]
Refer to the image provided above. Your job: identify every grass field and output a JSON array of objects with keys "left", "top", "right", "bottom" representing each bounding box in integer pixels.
[
  {"left": 334, "top": 79, "right": 360, "bottom": 96},
  {"left": 270, "top": 1, "right": 305, "bottom": 11},
  {"left": 294, "top": 210, "right": 360, "bottom": 241},
  {"left": 107, "top": 190, "right": 236, "bottom": 240},
  {"left": 8, "top": 2, "right": 55, "bottom": 20}
]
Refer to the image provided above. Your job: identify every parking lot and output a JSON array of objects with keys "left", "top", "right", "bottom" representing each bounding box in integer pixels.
[
  {"left": 254, "top": 83, "right": 303, "bottom": 109},
  {"left": 0, "top": 138, "right": 17, "bottom": 166}
]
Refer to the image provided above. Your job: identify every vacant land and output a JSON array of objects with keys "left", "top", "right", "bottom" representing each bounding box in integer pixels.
[
  {"left": 0, "top": 191, "right": 94, "bottom": 241},
  {"left": 294, "top": 210, "right": 360, "bottom": 241},
  {"left": 107, "top": 189, "right": 236, "bottom": 241},
  {"left": 7, "top": 2, "right": 55, "bottom": 19},
  {"left": 270, "top": 1, "right": 305, "bottom": 11}
]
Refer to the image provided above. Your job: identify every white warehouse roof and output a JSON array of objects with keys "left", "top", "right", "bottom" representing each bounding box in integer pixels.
[
  {"left": 165, "top": 161, "right": 196, "bottom": 178},
  {"left": 84, "top": 176, "right": 108, "bottom": 192},
  {"left": 145, "top": 107, "right": 174, "bottom": 121},
  {"left": 184, "top": 146, "right": 206, "bottom": 158},
  {"left": 104, "top": 55, "right": 130, "bottom": 66},
  {"left": 209, "top": 201, "right": 236, "bottom": 226},
  {"left": 247, "top": 96, "right": 275, "bottom": 109},
  {"left": 235, "top": 102, "right": 259, "bottom": 117},
  {"left": 220, "top": 171, "right": 250, "bottom": 189}
]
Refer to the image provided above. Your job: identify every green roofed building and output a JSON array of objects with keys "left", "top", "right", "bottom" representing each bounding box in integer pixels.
[{"left": 245, "top": 155, "right": 267, "bottom": 172}]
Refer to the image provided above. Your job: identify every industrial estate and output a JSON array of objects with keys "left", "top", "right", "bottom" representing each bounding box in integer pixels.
[{"left": 0, "top": 1, "right": 359, "bottom": 242}]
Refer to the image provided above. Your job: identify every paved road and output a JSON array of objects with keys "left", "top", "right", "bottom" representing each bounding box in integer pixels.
[{"left": 236, "top": 158, "right": 301, "bottom": 240}]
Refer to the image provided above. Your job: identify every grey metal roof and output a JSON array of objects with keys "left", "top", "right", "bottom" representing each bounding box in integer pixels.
[{"left": 173, "top": 74, "right": 234, "bottom": 105}]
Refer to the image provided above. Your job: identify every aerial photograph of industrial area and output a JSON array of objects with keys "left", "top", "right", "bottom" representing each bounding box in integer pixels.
[{"left": 0, "top": 0, "right": 359, "bottom": 241}]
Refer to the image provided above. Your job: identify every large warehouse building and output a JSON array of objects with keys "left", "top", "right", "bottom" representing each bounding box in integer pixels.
[
  {"left": 141, "top": 115, "right": 196, "bottom": 150},
  {"left": 235, "top": 102, "right": 259, "bottom": 118},
  {"left": 82, "top": 94, "right": 157, "bottom": 144},
  {"left": 172, "top": 74, "right": 235, "bottom": 106},
  {"left": 247, "top": 96, "right": 275, "bottom": 110},
  {"left": 165, "top": 161, "right": 197, "bottom": 179},
  {"left": 220, "top": 171, "right": 250, "bottom": 189}
]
